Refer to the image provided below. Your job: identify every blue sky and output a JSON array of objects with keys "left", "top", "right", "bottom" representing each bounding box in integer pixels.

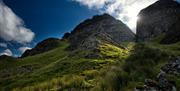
[
  {"left": 0, "top": 0, "right": 98, "bottom": 56},
  {"left": 3, "top": 0, "right": 98, "bottom": 43},
  {"left": 0, "top": 0, "right": 179, "bottom": 57}
]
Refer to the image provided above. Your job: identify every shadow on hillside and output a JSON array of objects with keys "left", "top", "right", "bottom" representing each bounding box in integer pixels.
[{"left": 100, "top": 42, "right": 172, "bottom": 91}]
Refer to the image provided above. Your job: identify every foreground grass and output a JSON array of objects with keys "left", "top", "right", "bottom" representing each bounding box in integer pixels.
[{"left": 0, "top": 40, "right": 180, "bottom": 91}]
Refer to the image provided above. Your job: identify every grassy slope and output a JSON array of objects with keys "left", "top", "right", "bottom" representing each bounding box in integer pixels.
[
  {"left": 0, "top": 40, "right": 130, "bottom": 91},
  {"left": 0, "top": 40, "right": 180, "bottom": 91}
]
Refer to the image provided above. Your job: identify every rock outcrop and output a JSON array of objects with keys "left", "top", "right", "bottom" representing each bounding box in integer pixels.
[
  {"left": 64, "top": 14, "right": 135, "bottom": 50},
  {"left": 135, "top": 56, "right": 180, "bottom": 91},
  {"left": 136, "top": 0, "right": 180, "bottom": 42},
  {"left": 21, "top": 38, "right": 61, "bottom": 57}
]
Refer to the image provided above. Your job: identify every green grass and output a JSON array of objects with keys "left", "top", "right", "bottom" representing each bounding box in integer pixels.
[
  {"left": 0, "top": 41, "right": 129, "bottom": 91},
  {"left": 99, "top": 43, "right": 130, "bottom": 60},
  {"left": 0, "top": 40, "right": 180, "bottom": 91},
  {"left": 0, "top": 41, "right": 69, "bottom": 90}
]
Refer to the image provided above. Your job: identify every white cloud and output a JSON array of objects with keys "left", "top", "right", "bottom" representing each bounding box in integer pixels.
[
  {"left": 18, "top": 47, "right": 32, "bottom": 53},
  {"left": 72, "top": 0, "right": 107, "bottom": 9},
  {"left": 73, "top": 0, "right": 159, "bottom": 32},
  {"left": 0, "top": 1, "right": 35, "bottom": 44},
  {"left": 0, "top": 49, "right": 13, "bottom": 56},
  {"left": 0, "top": 43, "right": 7, "bottom": 48}
]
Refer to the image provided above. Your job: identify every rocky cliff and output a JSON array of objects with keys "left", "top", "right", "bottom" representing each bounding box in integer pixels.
[
  {"left": 64, "top": 14, "right": 135, "bottom": 50},
  {"left": 137, "top": 0, "right": 180, "bottom": 42}
]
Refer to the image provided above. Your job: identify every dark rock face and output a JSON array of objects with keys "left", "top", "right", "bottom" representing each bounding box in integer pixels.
[
  {"left": 65, "top": 14, "right": 135, "bottom": 50},
  {"left": 21, "top": 38, "right": 61, "bottom": 57},
  {"left": 137, "top": 0, "right": 180, "bottom": 41},
  {"left": 161, "top": 18, "right": 180, "bottom": 44}
]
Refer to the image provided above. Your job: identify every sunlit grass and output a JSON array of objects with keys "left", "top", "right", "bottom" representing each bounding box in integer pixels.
[{"left": 1, "top": 40, "right": 180, "bottom": 91}]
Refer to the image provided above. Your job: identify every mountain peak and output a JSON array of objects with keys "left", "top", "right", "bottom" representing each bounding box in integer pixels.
[
  {"left": 64, "top": 14, "right": 135, "bottom": 51},
  {"left": 138, "top": 0, "right": 180, "bottom": 16},
  {"left": 71, "top": 13, "right": 120, "bottom": 34},
  {"left": 91, "top": 13, "right": 115, "bottom": 21}
]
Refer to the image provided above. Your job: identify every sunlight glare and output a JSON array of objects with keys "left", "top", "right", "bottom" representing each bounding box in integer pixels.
[{"left": 116, "top": 0, "right": 156, "bottom": 32}]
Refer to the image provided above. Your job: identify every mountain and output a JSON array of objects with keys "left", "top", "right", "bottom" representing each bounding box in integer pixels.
[
  {"left": 0, "top": 9, "right": 180, "bottom": 91},
  {"left": 137, "top": 0, "right": 180, "bottom": 42},
  {"left": 22, "top": 14, "right": 135, "bottom": 58},
  {"left": 64, "top": 14, "right": 135, "bottom": 51},
  {"left": 22, "top": 38, "right": 62, "bottom": 57}
]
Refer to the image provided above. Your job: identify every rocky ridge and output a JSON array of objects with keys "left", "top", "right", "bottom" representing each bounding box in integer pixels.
[{"left": 64, "top": 14, "right": 135, "bottom": 50}]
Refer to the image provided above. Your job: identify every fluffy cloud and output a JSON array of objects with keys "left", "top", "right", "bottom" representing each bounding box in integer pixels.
[
  {"left": 0, "top": 43, "right": 7, "bottom": 48},
  {"left": 73, "top": 0, "right": 107, "bottom": 9},
  {"left": 0, "top": 49, "right": 13, "bottom": 56},
  {"left": 18, "top": 47, "right": 32, "bottom": 53},
  {"left": 73, "top": 0, "right": 159, "bottom": 32},
  {"left": 0, "top": 1, "right": 35, "bottom": 44}
]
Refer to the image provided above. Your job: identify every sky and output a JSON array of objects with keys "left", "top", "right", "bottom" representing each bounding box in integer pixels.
[{"left": 0, "top": 0, "right": 179, "bottom": 57}]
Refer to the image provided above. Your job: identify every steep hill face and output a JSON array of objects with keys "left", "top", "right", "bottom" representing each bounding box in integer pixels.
[
  {"left": 22, "top": 38, "right": 62, "bottom": 57},
  {"left": 137, "top": 0, "right": 180, "bottom": 42},
  {"left": 64, "top": 14, "right": 135, "bottom": 50}
]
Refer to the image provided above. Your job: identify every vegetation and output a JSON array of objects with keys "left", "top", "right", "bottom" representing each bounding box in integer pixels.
[{"left": 0, "top": 40, "right": 180, "bottom": 91}]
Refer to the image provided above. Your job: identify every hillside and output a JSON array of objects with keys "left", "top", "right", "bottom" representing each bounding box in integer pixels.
[
  {"left": 0, "top": 36, "right": 180, "bottom": 91},
  {"left": 21, "top": 38, "right": 63, "bottom": 57}
]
